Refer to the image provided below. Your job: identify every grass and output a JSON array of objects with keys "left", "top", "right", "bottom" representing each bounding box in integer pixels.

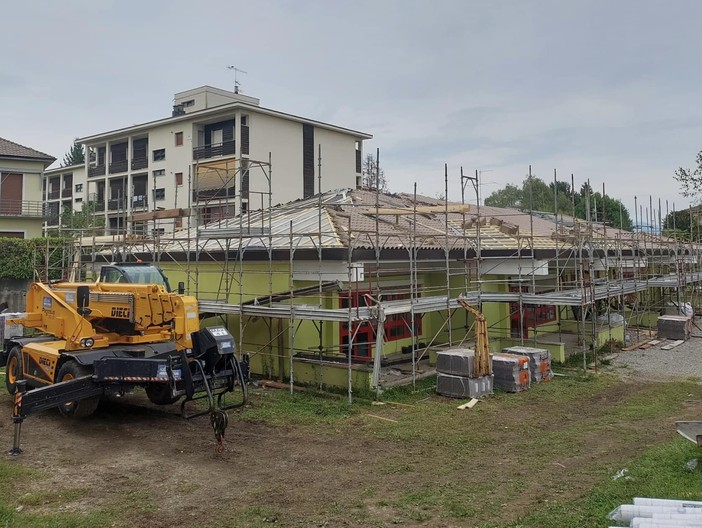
[
  {"left": 1, "top": 369, "right": 702, "bottom": 527},
  {"left": 487, "top": 439, "right": 702, "bottom": 528}
]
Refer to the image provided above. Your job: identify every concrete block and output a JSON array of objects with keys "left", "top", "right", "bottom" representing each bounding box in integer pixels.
[
  {"left": 492, "top": 353, "right": 530, "bottom": 393},
  {"left": 657, "top": 315, "right": 692, "bottom": 341},
  {"left": 436, "top": 348, "right": 475, "bottom": 377},
  {"left": 436, "top": 373, "right": 493, "bottom": 398},
  {"left": 503, "top": 346, "right": 553, "bottom": 382}
]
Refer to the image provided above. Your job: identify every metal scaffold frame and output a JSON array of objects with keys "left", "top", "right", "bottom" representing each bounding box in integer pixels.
[{"left": 68, "top": 155, "right": 702, "bottom": 401}]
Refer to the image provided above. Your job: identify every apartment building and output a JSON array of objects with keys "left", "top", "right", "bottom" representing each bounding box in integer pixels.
[
  {"left": 0, "top": 137, "right": 55, "bottom": 238},
  {"left": 75, "top": 86, "right": 372, "bottom": 235},
  {"left": 43, "top": 164, "right": 86, "bottom": 230}
]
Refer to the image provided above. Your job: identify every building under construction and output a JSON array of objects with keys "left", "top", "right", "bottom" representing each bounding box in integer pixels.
[{"left": 45, "top": 157, "right": 702, "bottom": 401}]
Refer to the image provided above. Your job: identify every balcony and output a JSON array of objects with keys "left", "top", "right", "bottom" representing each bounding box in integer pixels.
[
  {"left": 131, "top": 157, "right": 148, "bottom": 170},
  {"left": 0, "top": 200, "right": 47, "bottom": 218},
  {"left": 89, "top": 165, "right": 106, "bottom": 177},
  {"left": 192, "top": 186, "right": 236, "bottom": 202},
  {"left": 108, "top": 197, "right": 127, "bottom": 211},
  {"left": 95, "top": 201, "right": 105, "bottom": 212},
  {"left": 132, "top": 196, "right": 149, "bottom": 211},
  {"left": 109, "top": 160, "right": 128, "bottom": 174},
  {"left": 62, "top": 188, "right": 72, "bottom": 198},
  {"left": 193, "top": 140, "right": 235, "bottom": 160},
  {"left": 48, "top": 190, "right": 60, "bottom": 200}
]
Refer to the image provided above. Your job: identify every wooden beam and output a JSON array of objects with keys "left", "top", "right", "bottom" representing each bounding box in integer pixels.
[
  {"left": 129, "top": 208, "right": 190, "bottom": 222},
  {"left": 359, "top": 204, "right": 471, "bottom": 215}
]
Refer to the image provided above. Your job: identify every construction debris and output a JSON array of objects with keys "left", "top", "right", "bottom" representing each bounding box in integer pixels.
[
  {"left": 608, "top": 497, "right": 702, "bottom": 525},
  {"left": 457, "top": 398, "right": 480, "bottom": 410}
]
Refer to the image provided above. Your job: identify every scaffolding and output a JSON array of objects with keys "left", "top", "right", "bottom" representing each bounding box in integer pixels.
[{"left": 68, "top": 156, "right": 702, "bottom": 402}]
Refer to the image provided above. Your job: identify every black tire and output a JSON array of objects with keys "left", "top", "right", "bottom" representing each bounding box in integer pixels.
[
  {"left": 145, "top": 383, "right": 181, "bottom": 405},
  {"left": 56, "top": 361, "right": 100, "bottom": 418},
  {"left": 5, "top": 346, "right": 22, "bottom": 395}
]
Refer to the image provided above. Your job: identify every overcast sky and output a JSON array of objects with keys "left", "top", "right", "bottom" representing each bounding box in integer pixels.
[{"left": 3, "top": 0, "right": 702, "bottom": 218}]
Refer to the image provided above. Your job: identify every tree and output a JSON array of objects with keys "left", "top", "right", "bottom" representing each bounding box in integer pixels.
[
  {"left": 56, "top": 202, "right": 104, "bottom": 234},
  {"left": 361, "top": 153, "right": 387, "bottom": 192},
  {"left": 484, "top": 183, "right": 522, "bottom": 208},
  {"left": 674, "top": 150, "right": 702, "bottom": 199},
  {"left": 62, "top": 140, "right": 85, "bottom": 167},
  {"left": 484, "top": 175, "right": 633, "bottom": 230}
]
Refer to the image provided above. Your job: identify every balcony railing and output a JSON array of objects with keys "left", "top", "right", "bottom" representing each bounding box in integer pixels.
[
  {"left": 89, "top": 165, "right": 106, "bottom": 177},
  {"left": 131, "top": 157, "right": 148, "bottom": 170},
  {"left": 48, "top": 191, "right": 60, "bottom": 200},
  {"left": 193, "top": 140, "right": 235, "bottom": 160},
  {"left": 62, "top": 188, "right": 72, "bottom": 198},
  {"left": 192, "top": 186, "right": 236, "bottom": 202},
  {"left": 109, "top": 160, "right": 128, "bottom": 174},
  {"left": 132, "top": 196, "right": 149, "bottom": 211},
  {"left": 108, "top": 197, "right": 128, "bottom": 211},
  {"left": 95, "top": 201, "right": 105, "bottom": 212},
  {"left": 0, "top": 200, "right": 47, "bottom": 218}
]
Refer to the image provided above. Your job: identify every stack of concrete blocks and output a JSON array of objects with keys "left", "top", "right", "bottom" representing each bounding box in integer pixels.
[
  {"left": 503, "top": 346, "right": 554, "bottom": 383},
  {"left": 435, "top": 348, "right": 493, "bottom": 398},
  {"left": 492, "top": 353, "right": 531, "bottom": 393},
  {"left": 657, "top": 315, "right": 692, "bottom": 341}
]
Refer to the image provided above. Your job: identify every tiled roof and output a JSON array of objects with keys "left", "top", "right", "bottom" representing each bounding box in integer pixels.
[
  {"left": 154, "top": 188, "right": 684, "bottom": 256},
  {"left": 0, "top": 137, "right": 55, "bottom": 161}
]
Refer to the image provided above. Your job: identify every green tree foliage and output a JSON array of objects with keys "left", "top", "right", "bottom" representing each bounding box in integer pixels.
[
  {"left": 484, "top": 175, "right": 633, "bottom": 230},
  {"left": 0, "top": 238, "right": 67, "bottom": 280},
  {"left": 483, "top": 183, "right": 521, "bottom": 208},
  {"left": 662, "top": 208, "right": 702, "bottom": 241},
  {"left": 58, "top": 202, "right": 105, "bottom": 232},
  {"left": 62, "top": 141, "right": 85, "bottom": 167}
]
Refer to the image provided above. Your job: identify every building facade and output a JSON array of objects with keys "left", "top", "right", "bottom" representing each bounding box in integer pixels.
[
  {"left": 0, "top": 137, "right": 55, "bottom": 238},
  {"left": 75, "top": 86, "right": 371, "bottom": 236},
  {"left": 43, "top": 164, "right": 87, "bottom": 232}
]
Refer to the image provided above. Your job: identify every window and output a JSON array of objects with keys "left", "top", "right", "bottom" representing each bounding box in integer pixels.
[
  {"left": 75, "top": 183, "right": 83, "bottom": 193},
  {"left": 175, "top": 172, "right": 183, "bottom": 186},
  {"left": 339, "top": 288, "right": 422, "bottom": 362},
  {"left": 75, "top": 198, "right": 83, "bottom": 203},
  {"left": 182, "top": 99, "right": 195, "bottom": 108},
  {"left": 153, "top": 169, "right": 165, "bottom": 177},
  {"left": 153, "top": 188, "right": 165, "bottom": 201},
  {"left": 175, "top": 132, "right": 183, "bottom": 146},
  {"left": 153, "top": 149, "right": 165, "bottom": 162}
]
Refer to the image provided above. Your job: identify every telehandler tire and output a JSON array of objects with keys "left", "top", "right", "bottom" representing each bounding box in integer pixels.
[
  {"left": 56, "top": 361, "right": 100, "bottom": 418},
  {"left": 145, "top": 383, "right": 181, "bottom": 405},
  {"left": 5, "top": 346, "right": 23, "bottom": 395}
]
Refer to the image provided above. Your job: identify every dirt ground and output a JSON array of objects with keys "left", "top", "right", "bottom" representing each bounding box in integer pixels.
[{"left": 1, "top": 375, "right": 701, "bottom": 527}]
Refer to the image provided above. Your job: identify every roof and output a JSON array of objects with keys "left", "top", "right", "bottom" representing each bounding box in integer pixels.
[
  {"left": 157, "top": 189, "right": 566, "bottom": 256},
  {"left": 103, "top": 187, "right": 695, "bottom": 262},
  {"left": 0, "top": 137, "right": 55, "bottom": 163},
  {"left": 77, "top": 100, "right": 372, "bottom": 144}
]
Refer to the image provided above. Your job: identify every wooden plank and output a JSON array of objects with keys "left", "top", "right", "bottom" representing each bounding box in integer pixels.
[
  {"left": 457, "top": 398, "right": 479, "bottom": 410},
  {"left": 622, "top": 338, "right": 653, "bottom": 351},
  {"left": 661, "top": 340, "right": 685, "bottom": 350},
  {"left": 361, "top": 204, "right": 471, "bottom": 215},
  {"left": 129, "top": 208, "right": 190, "bottom": 222},
  {"left": 365, "top": 414, "right": 398, "bottom": 423}
]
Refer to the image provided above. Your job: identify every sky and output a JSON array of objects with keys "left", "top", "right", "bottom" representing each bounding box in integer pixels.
[{"left": 2, "top": 0, "right": 702, "bottom": 219}]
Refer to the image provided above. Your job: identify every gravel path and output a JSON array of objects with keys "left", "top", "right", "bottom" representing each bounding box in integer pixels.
[{"left": 608, "top": 327, "right": 702, "bottom": 381}]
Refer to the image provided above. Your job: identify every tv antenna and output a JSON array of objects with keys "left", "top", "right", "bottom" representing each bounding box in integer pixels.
[{"left": 226, "top": 66, "right": 247, "bottom": 93}]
